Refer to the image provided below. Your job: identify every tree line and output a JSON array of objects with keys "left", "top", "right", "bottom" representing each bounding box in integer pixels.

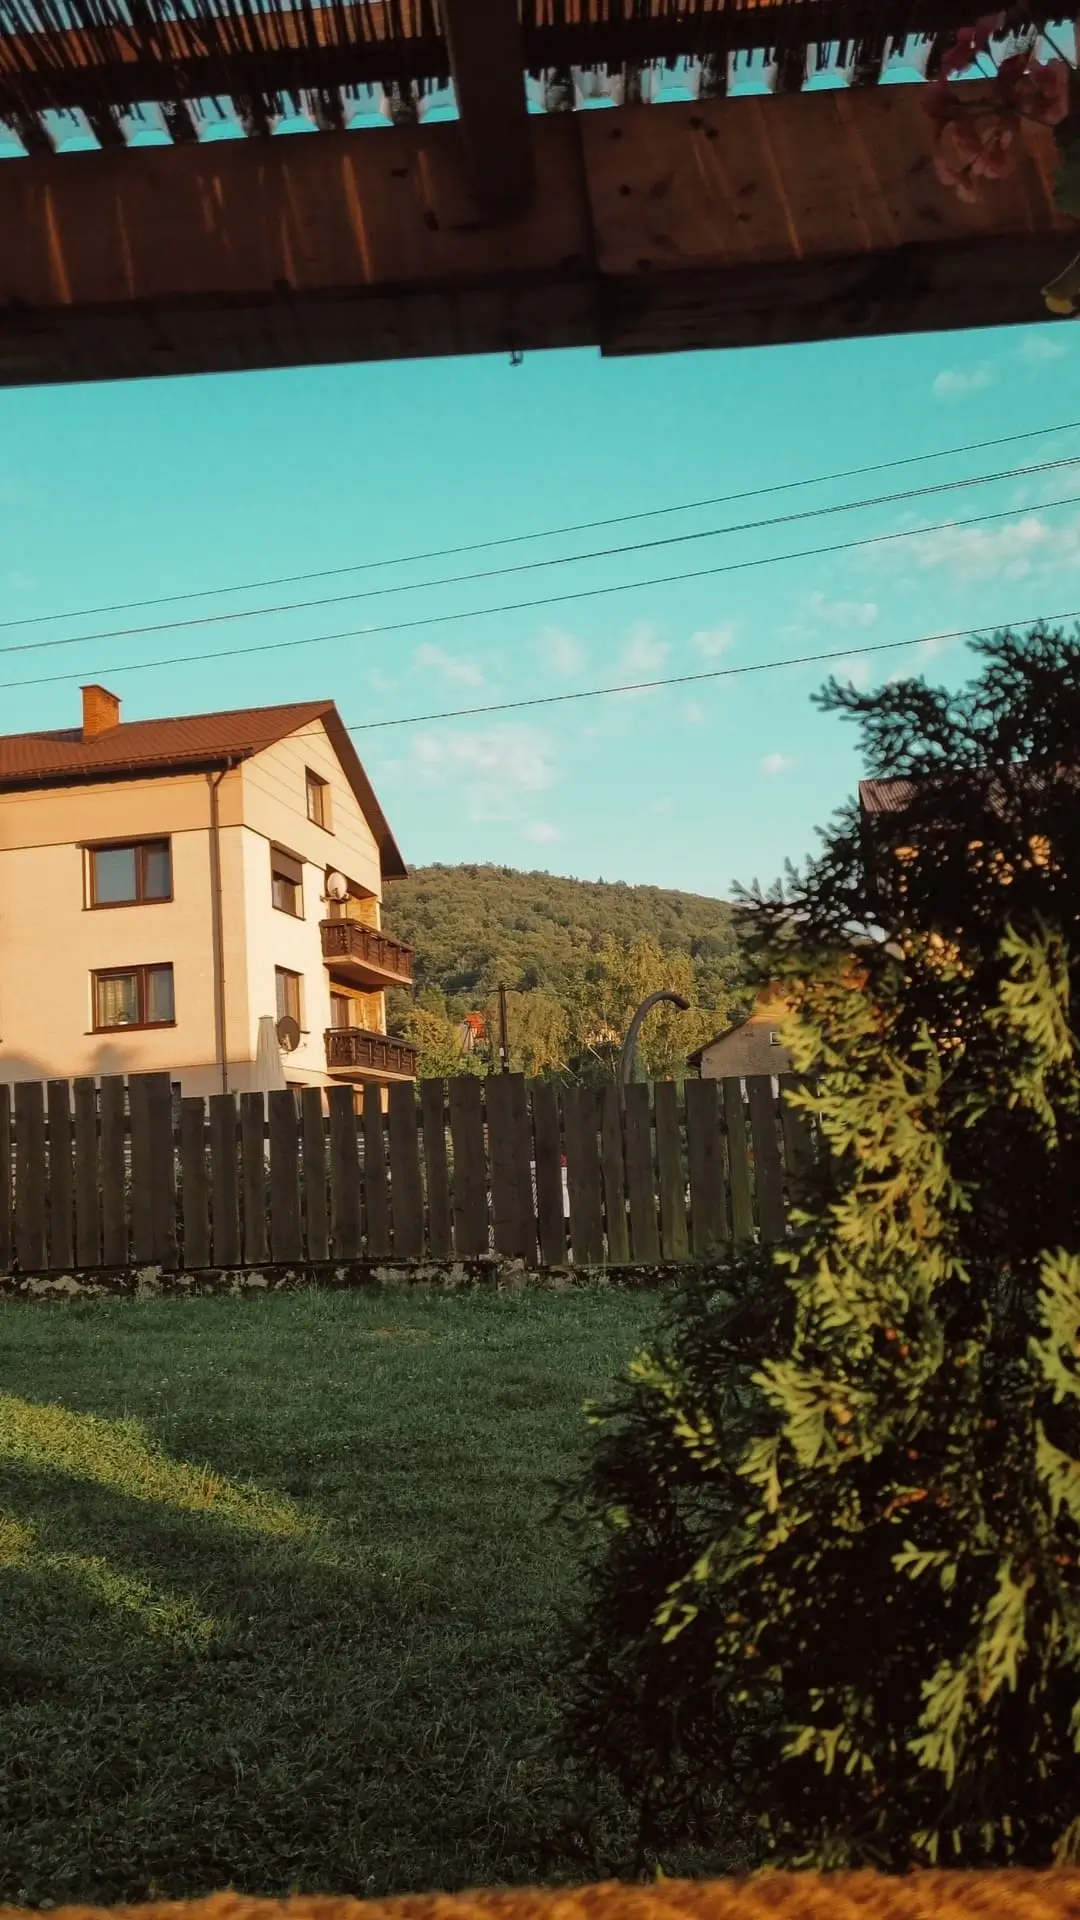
[{"left": 382, "top": 865, "right": 748, "bottom": 1082}]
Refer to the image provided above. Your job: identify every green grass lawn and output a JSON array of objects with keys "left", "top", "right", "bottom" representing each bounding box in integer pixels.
[{"left": 0, "top": 1287, "right": 660, "bottom": 1907}]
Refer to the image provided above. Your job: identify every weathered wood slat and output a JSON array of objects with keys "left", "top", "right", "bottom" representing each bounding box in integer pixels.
[
  {"left": 73, "top": 1077, "right": 100, "bottom": 1268},
  {"left": 654, "top": 1079, "right": 689, "bottom": 1262},
  {"left": 240, "top": 1091, "right": 267, "bottom": 1266},
  {"left": 779, "top": 1072, "right": 814, "bottom": 1211},
  {"left": 301, "top": 1087, "right": 329, "bottom": 1262},
  {"left": 600, "top": 1081, "right": 629, "bottom": 1264},
  {"left": 449, "top": 1075, "right": 487, "bottom": 1257},
  {"left": 487, "top": 1073, "right": 534, "bottom": 1261},
  {"left": 563, "top": 1084, "right": 604, "bottom": 1266},
  {"left": 14, "top": 1080, "right": 46, "bottom": 1272},
  {"left": 209, "top": 1092, "right": 240, "bottom": 1267},
  {"left": 128, "top": 1074, "right": 153, "bottom": 1265},
  {"left": 530, "top": 1078, "right": 566, "bottom": 1267},
  {"left": 388, "top": 1083, "right": 423, "bottom": 1259},
  {"left": 179, "top": 1096, "right": 210, "bottom": 1270},
  {"left": 685, "top": 1076, "right": 728, "bottom": 1256},
  {"left": 46, "top": 1079, "right": 74, "bottom": 1271},
  {"left": 269, "top": 1088, "right": 303, "bottom": 1263},
  {"left": 623, "top": 1080, "right": 659, "bottom": 1263},
  {"left": 363, "top": 1083, "right": 391, "bottom": 1259},
  {"left": 148, "top": 1073, "right": 177, "bottom": 1268},
  {"left": 724, "top": 1076, "right": 754, "bottom": 1242},
  {"left": 421, "top": 1079, "right": 452, "bottom": 1259},
  {"left": 100, "top": 1076, "right": 128, "bottom": 1266},
  {"left": 747, "top": 1073, "right": 787, "bottom": 1244},
  {"left": 328, "top": 1084, "right": 361, "bottom": 1259},
  {"left": 0, "top": 1085, "right": 12, "bottom": 1272},
  {"left": 510, "top": 1073, "right": 538, "bottom": 1262}
]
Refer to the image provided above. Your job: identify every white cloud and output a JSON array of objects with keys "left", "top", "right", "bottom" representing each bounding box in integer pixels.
[
  {"left": 645, "top": 796, "right": 675, "bottom": 816},
  {"left": 524, "top": 820, "right": 562, "bottom": 844},
  {"left": 895, "top": 510, "right": 1074, "bottom": 580},
  {"left": 536, "top": 625, "right": 587, "bottom": 677},
  {"left": 932, "top": 362, "right": 996, "bottom": 400},
  {"left": 1019, "top": 331, "right": 1067, "bottom": 364},
  {"left": 414, "top": 643, "right": 485, "bottom": 687},
  {"left": 369, "top": 669, "right": 398, "bottom": 695},
  {"left": 381, "top": 724, "right": 557, "bottom": 821},
  {"left": 620, "top": 623, "right": 669, "bottom": 675},
  {"left": 692, "top": 623, "right": 736, "bottom": 659},
  {"left": 608, "top": 623, "right": 671, "bottom": 703},
  {"left": 911, "top": 633, "right": 953, "bottom": 666},
  {"left": 842, "top": 655, "right": 874, "bottom": 690},
  {"left": 806, "top": 589, "right": 878, "bottom": 628},
  {"left": 682, "top": 700, "right": 707, "bottom": 726},
  {"left": 761, "top": 752, "right": 794, "bottom": 776}
]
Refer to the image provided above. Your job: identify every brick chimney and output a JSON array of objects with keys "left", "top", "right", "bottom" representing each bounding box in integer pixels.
[{"left": 81, "top": 685, "right": 121, "bottom": 739}]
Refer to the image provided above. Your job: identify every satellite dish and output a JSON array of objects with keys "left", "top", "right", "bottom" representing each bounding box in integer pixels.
[
  {"left": 325, "top": 871, "right": 349, "bottom": 903},
  {"left": 276, "top": 1015, "right": 301, "bottom": 1052}
]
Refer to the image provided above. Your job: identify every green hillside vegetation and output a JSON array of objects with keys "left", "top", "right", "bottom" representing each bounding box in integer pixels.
[{"left": 382, "top": 864, "right": 748, "bottom": 1082}]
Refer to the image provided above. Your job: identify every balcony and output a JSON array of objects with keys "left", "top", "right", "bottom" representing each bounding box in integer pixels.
[
  {"left": 325, "top": 1027, "right": 417, "bottom": 1082},
  {"left": 320, "top": 918, "right": 415, "bottom": 990}
]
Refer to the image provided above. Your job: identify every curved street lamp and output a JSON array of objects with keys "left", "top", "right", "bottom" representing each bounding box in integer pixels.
[{"left": 618, "top": 990, "right": 691, "bottom": 1101}]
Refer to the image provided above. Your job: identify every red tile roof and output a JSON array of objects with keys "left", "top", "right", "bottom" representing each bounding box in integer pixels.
[{"left": 0, "top": 698, "right": 406, "bottom": 877}]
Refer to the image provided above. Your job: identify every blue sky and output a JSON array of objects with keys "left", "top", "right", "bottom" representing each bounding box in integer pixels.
[{"left": 1, "top": 317, "right": 1077, "bottom": 901}]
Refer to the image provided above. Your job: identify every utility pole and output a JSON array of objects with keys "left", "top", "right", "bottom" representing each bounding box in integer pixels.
[{"left": 498, "top": 983, "right": 510, "bottom": 1073}]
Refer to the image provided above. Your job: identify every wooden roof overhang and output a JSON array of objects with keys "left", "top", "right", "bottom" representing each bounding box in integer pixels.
[{"left": 0, "top": 0, "right": 1071, "bottom": 383}]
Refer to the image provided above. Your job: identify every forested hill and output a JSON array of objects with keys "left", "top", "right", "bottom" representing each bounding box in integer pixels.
[{"left": 382, "top": 863, "right": 742, "bottom": 1013}]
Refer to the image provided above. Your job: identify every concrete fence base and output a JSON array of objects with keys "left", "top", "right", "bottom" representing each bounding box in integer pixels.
[{"left": 0, "top": 1257, "right": 695, "bottom": 1301}]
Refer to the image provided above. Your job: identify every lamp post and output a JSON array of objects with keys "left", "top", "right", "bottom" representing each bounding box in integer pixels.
[{"left": 618, "top": 990, "right": 690, "bottom": 1103}]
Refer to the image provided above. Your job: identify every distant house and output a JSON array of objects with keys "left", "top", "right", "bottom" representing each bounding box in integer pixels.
[
  {"left": 0, "top": 684, "right": 416, "bottom": 1096},
  {"left": 459, "top": 1012, "right": 486, "bottom": 1055},
  {"left": 688, "top": 986, "right": 792, "bottom": 1080}
]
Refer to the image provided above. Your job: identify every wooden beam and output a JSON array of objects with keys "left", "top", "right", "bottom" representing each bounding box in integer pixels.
[
  {"left": 0, "top": 85, "right": 1068, "bottom": 387},
  {"left": 441, "top": 0, "right": 533, "bottom": 216},
  {"left": 0, "top": 0, "right": 985, "bottom": 118}
]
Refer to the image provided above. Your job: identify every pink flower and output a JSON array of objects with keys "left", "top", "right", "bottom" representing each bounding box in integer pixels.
[
  {"left": 931, "top": 112, "right": 1016, "bottom": 201},
  {"left": 934, "top": 145, "right": 980, "bottom": 199},
  {"left": 972, "top": 122, "right": 1014, "bottom": 177},
  {"left": 922, "top": 76, "right": 957, "bottom": 122},
  {"left": 995, "top": 51, "right": 1030, "bottom": 107},
  {"left": 1023, "top": 58, "right": 1070, "bottom": 125},
  {"left": 941, "top": 11, "right": 1004, "bottom": 75}
]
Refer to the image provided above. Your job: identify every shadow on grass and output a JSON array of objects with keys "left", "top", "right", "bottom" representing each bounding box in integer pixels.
[{"left": 0, "top": 1390, "right": 629, "bottom": 1905}]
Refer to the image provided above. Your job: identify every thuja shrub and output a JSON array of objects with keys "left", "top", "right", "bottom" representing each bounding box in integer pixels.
[{"left": 554, "top": 626, "right": 1080, "bottom": 1872}]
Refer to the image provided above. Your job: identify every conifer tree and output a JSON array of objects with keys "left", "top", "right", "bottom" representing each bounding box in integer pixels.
[{"left": 556, "top": 624, "right": 1080, "bottom": 1872}]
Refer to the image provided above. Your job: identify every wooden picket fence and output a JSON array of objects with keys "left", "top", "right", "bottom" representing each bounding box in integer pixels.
[{"left": 0, "top": 1070, "right": 815, "bottom": 1277}]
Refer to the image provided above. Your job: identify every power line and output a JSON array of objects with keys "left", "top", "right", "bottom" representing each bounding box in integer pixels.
[
  {"left": 6, "top": 492, "right": 1078, "bottom": 695},
  {"left": 2, "top": 416, "right": 1079, "bottom": 638},
  {"left": 341, "top": 610, "right": 1080, "bottom": 732},
  {"left": 4, "top": 452, "right": 1075, "bottom": 660}
]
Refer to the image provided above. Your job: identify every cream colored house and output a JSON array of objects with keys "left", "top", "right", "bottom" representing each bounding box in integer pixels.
[
  {"left": 0, "top": 686, "right": 416, "bottom": 1096},
  {"left": 688, "top": 986, "right": 793, "bottom": 1081}
]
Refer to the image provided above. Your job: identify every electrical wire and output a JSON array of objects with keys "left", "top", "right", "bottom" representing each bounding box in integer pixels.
[
  {"left": 338, "top": 610, "right": 1080, "bottom": 731},
  {"left": 3, "top": 414, "right": 1079, "bottom": 634},
  {"left": 7, "top": 491, "right": 1078, "bottom": 694},
  {"left": 4, "top": 452, "right": 1075, "bottom": 659}
]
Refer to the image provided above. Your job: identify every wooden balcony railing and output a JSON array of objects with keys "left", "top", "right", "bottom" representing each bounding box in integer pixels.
[
  {"left": 320, "top": 918, "right": 414, "bottom": 987},
  {"left": 325, "top": 1027, "right": 417, "bottom": 1080}
]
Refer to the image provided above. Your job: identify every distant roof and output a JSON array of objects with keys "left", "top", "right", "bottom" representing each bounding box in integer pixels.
[
  {"left": 859, "top": 766, "right": 1080, "bottom": 823},
  {"left": 859, "top": 777, "right": 919, "bottom": 817},
  {"left": 0, "top": 698, "right": 406, "bottom": 878}
]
